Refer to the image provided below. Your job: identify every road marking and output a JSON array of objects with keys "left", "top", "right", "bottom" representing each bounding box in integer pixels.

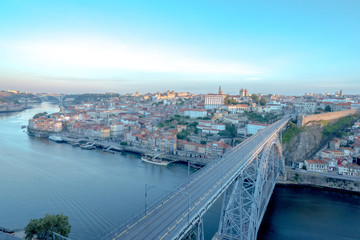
[{"left": 112, "top": 120, "right": 288, "bottom": 239}]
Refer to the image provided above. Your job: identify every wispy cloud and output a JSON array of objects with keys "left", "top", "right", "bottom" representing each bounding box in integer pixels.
[{"left": 3, "top": 37, "right": 262, "bottom": 76}]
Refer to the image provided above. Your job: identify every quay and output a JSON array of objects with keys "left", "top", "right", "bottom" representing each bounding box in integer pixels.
[{"left": 60, "top": 136, "right": 210, "bottom": 167}]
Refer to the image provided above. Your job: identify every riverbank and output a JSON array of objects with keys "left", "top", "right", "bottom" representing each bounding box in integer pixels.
[
  {"left": 27, "top": 130, "right": 210, "bottom": 167},
  {"left": 276, "top": 181, "right": 360, "bottom": 196},
  {"left": 278, "top": 169, "right": 360, "bottom": 193},
  {"left": 0, "top": 106, "right": 32, "bottom": 114}
]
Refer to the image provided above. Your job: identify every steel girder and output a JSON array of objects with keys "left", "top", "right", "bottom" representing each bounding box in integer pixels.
[{"left": 217, "top": 134, "right": 283, "bottom": 240}]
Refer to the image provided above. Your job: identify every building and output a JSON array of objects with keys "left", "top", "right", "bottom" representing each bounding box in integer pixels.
[
  {"left": 226, "top": 104, "right": 250, "bottom": 113},
  {"left": 305, "top": 158, "right": 328, "bottom": 172},
  {"left": 218, "top": 86, "right": 223, "bottom": 95},
  {"left": 294, "top": 101, "right": 317, "bottom": 114},
  {"left": 197, "top": 120, "right": 225, "bottom": 134},
  {"left": 239, "top": 88, "right": 249, "bottom": 97},
  {"left": 110, "top": 123, "right": 124, "bottom": 138},
  {"left": 246, "top": 123, "right": 269, "bottom": 135},
  {"left": 204, "top": 94, "right": 225, "bottom": 110},
  {"left": 28, "top": 117, "right": 63, "bottom": 133},
  {"left": 206, "top": 140, "right": 230, "bottom": 157},
  {"left": 182, "top": 109, "right": 207, "bottom": 119}
]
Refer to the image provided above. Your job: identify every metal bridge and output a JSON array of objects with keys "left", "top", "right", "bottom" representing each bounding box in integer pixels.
[{"left": 103, "top": 116, "right": 290, "bottom": 240}]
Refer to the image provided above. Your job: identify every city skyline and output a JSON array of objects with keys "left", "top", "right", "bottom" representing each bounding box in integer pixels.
[{"left": 1, "top": 0, "right": 360, "bottom": 94}]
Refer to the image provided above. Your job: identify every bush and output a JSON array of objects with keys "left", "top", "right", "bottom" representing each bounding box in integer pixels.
[
  {"left": 282, "top": 122, "right": 303, "bottom": 144},
  {"left": 323, "top": 116, "right": 355, "bottom": 137},
  {"left": 24, "top": 214, "right": 71, "bottom": 240},
  {"left": 33, "top": 112, "right": 48, "bottom": 119}
]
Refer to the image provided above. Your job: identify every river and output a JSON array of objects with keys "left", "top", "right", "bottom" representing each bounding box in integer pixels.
[{"left": 1, "top": 102, "right": 359, "bottom": 240}]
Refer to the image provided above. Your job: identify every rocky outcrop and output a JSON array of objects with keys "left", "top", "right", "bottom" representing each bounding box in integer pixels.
[{"left": 282, "top": 126, "right": 323, "bottom": 165}]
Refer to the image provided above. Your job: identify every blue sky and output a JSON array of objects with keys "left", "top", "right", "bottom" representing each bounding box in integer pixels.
[{"left": 0, "top": 0, "right": 359, "bottom": 95}]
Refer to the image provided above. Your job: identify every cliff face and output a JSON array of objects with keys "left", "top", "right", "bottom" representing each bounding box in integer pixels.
[{"left": 283, "top": 126, "right": 323, "bottom": 165}]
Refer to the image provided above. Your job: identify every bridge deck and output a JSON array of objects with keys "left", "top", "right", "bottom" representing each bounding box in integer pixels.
[{"left": 103, "top": 117, "right": 290, "bottom": 240}]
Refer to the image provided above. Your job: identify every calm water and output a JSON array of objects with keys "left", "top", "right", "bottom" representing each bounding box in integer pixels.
[{"left": 1, "top": 103, "right": 359, "bottom": 240}]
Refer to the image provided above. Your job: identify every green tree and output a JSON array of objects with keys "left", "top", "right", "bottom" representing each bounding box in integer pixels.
[
  {"left": 325, "top": 105, "right": 332, "bottom": 112},
  {"left": 177, "top": 130, "right": 189, "bottom": 140},
  {"left": 260, "top": 97, "right": 267, "bottom": 106},
  {"left": 33, "top": 112, "right": 48, "bottom": 119},
  {"left": 251, "top": 94, "right": 259, "bottom": 103},
  {"left": 24, "top": 214, "right": 71, "bottom": 240}
]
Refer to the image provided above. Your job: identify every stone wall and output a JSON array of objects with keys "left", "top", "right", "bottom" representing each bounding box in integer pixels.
[
  {"left": 282, "top": 170, "right": 360, "bottom": 192},
  {"left": 298, "top": 109, "right": 359, "bottom": 126}
]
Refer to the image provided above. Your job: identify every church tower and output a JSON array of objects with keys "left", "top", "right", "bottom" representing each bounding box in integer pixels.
[{"left": 218, "top": 86, "right": 224, "bottom": 95}]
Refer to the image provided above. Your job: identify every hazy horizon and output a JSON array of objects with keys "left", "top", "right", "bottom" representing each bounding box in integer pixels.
[{"left": 1, "top": 0, "right": 359, "bottom": 95}]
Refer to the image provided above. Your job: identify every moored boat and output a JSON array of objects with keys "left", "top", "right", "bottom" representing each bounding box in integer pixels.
[
  {"left": 48, "top": 135, "right": 64, "bottom": 142},
  {"left": 141, "top": 155, "right": 169, "bottom": 166},
  {"left": 80, "top": 144, "right": 96, "bottom": 150}
]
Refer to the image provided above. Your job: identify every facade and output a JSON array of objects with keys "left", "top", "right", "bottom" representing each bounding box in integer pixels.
[
  {"left": 246, "top": 123, "right": 268, "bottom": 135},
  {"left": 305, "top": 158, "right": 328, "bottom": 172},
  {"left": 110, "top": 123, "right": 124, "bottom": 138},
  {"left": 239, "top": 88, "right": 249, "bottom": 97},
  {"left": 226, "top": 104, "right": 250, "bottom": 113},
  {"left": 28, "top": 117, "right": 63, "bottom": 132},
  {"left": 197, "top": 120, "right": 225, "bottom": 134},
  {"left": 183, "top": 109, "right": 207, "bottom": 119},
  {"left": 294, "top": 101, "right": 317, "bottom": 114},
  {"left": 204, "top": 94, "right": 225, "bottom": 110},
  {"left": 206, "top": 140, "right": 230, "bottom": 157}
]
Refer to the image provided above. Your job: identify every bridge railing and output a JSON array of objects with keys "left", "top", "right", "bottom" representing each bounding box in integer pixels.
[{"left": 102, "top": 116, "right": 291, "bottom": 240}]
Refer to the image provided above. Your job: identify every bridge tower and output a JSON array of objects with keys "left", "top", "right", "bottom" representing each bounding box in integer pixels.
[{"left": 217, "top": 134, "right": 284, "bottom": 240}]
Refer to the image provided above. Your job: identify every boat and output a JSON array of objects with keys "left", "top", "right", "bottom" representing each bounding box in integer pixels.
[
  {"left": 80, "top": 144, "right": 96, "bottom": 150},
  {"left": 71, "top": 141, "right": 80, "bottom": 147},
  {"left": 48, "top": 135, "right": 64, "bottom": 142},
  {"left": 141, "top": 153, "right": 169, "bottom": 166}
]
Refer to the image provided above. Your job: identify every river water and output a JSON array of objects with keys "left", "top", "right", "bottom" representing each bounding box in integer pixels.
[{"left": 1, "top": 103, "right": 359, "bottom": 240}]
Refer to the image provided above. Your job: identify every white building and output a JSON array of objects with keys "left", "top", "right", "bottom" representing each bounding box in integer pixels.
[
  {"left": 197, "top": 120, "right": 225, "bottom": 134},
  {"left": 246, "top": 123, "right": 269, "bottom": 135},
  {"left": 226, "top": 104, "right": 250, "bottom": 113},
  {"left": 305, "top": 158, "right": 328, "bottom": 172},
  {"left": 110, "top": 123, "right": 125, "bottom": 138},
  {"left": 294, "top": 101, "right": 317, "bottom": 114},
  {"left": 183, "top": 109, "right": 207, "bottom": 119},
  {"left": 205, "top": 94, "right": 225, "bottom": 110}
]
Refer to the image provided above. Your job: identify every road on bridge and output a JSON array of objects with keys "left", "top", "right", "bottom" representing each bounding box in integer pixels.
[{"left": 103, "top": 117, "right": 290, "bottom": 240}]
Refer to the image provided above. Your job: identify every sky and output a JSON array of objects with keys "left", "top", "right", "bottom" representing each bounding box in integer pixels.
[{"left": 0, "top": 0, "right": 359, "bottom": 95}]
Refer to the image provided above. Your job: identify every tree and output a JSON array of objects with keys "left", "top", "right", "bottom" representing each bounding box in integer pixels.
[
  {"left": 24, "top": 214, "right": 71, "bottom": 240},
  {"left": 259, "top": 97, "right": 267, "bottom": 106},
  {"left": 251, "top": 94, "right": 259, "bottom": 103},
  {"left": 177, "top": 130, "right": 188, "bottom": 139},
  {"left": 325, "top": 105, "right": 332, "bottom": 112},
  {"left": 33, "top": 112, "right": 48, "bottom": 119}
]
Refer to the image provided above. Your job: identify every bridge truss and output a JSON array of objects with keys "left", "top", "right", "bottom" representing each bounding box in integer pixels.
[
  {"left": 102, "top": 117, "right": 289, "bottom": 240},
  {"left": 217, "top": 135, "right": 283, "bottom": 240}
]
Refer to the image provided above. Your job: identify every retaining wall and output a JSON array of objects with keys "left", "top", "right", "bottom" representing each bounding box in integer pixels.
[{"left": 298, "top": 109, "right": 359, "bottom": 126}]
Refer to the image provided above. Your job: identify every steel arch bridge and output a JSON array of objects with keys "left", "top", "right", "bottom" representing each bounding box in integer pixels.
[{"left": 103, "top": 117, "right": 290, "bottom": 240}]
